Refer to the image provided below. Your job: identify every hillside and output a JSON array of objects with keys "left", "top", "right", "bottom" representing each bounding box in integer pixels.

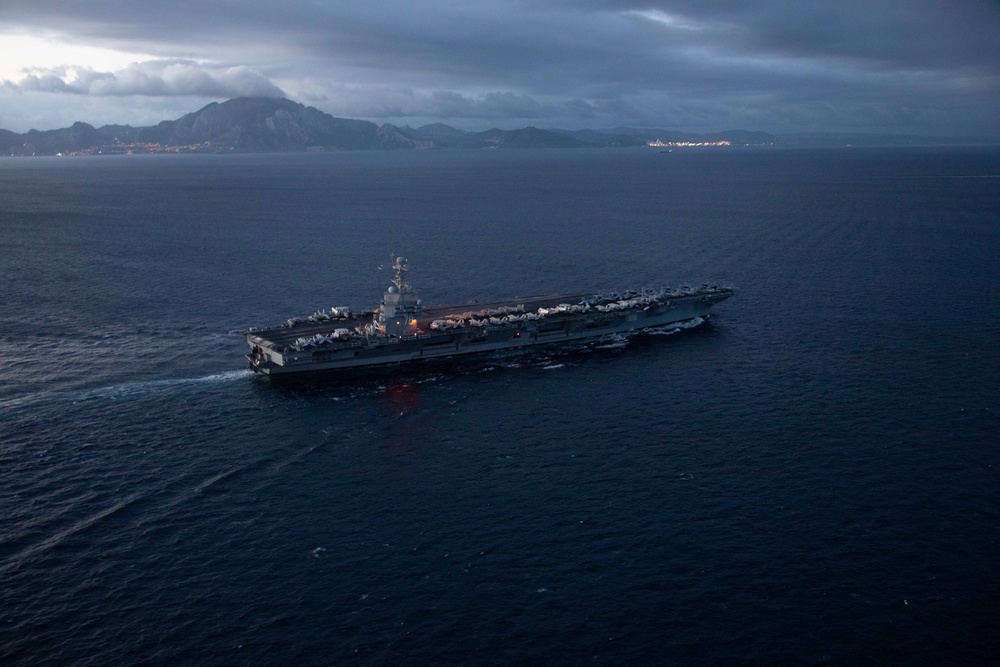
[
  {"left": 2, "top": 97, "right": 995, "bottom": 156},
  {"left": 0, "top": 98, "right": 589, "bottom": 155}
]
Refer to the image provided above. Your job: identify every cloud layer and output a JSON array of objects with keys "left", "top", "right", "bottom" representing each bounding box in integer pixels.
[
  {"left": 1, "top": 1, "right": 998, "bottom": 134},
  {"left": 9, "top": 60, "right": 284, "bottom": 98}
]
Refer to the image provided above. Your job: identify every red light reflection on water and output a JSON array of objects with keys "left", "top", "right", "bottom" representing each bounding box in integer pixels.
[{"left": 379, "top": 380, "right": 421, "bottom": 417}]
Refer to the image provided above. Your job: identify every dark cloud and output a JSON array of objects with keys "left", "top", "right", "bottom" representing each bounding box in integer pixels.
[{"left": 1, "top": 1, "right": 998, "bottom": 134}]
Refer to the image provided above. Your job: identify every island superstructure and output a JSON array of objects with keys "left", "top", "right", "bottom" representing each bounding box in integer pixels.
[{"left": 246, "top": 257, "right": 735, "bottom": 376}]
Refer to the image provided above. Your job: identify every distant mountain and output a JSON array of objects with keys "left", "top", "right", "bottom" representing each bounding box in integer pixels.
[
  {"left": 0, "top": 129, "right": 19, "bottom": 150},
  {"left": 400, "top": 123, "right": 471, "bottom": 141},
  {"left": 6, "top": 121, "right": 108, "bottom": 155},
  {"left": 399, "top": 123, "right": 593, "bottom": 148},
  {"left": 554, "top": 129, "right": 646, "bottom": 147},
  {"left": 0, "top": 98, "right": 423, "bottom": 155},
  {"left": 98, "top": 124, "right": 143, "bottom": 142},
  {"left": 133, "top": 97, "right": 391, "bottom": 151},
  {"left": 1, "top": 97, "right": 996, "bottom": 156},
  {"left": 454, "top": 127, "right": 593, "bottom": 149},
  {"left": 376, "top": 123, "right": 434, "bottom": 150},
  {"left": 0, "top": 99, "right": 591, "bottom": 154}
]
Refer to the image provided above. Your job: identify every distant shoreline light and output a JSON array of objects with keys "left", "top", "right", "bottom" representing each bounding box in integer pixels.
[{"left": 647, "top": 139, "right": 732, "bottom": 147}]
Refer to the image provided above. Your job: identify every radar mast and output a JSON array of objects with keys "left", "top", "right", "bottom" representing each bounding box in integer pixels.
[{"left": 392, "top": 256, "right": 408, "bottom": 291}]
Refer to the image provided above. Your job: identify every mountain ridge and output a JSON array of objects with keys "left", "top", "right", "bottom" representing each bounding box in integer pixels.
[{"left": 1, "top": 97, "right": 996, "bottom": 156}]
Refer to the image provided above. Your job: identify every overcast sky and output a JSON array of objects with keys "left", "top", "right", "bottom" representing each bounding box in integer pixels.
[{"left": 1, "top": 0, "right": 998, "bottom": 135}]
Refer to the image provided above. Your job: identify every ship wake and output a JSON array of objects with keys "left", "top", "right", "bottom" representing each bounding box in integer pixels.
[{"left": 78, "top": 369, "right": 255, "bottom": 401}]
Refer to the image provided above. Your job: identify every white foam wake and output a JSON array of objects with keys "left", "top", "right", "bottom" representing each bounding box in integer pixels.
[
  {"left": 645, "top": 316, "right": 705, "bottom": 335},
  {"left": 79, "top": 369, "right": 254, "bottom": 401}
]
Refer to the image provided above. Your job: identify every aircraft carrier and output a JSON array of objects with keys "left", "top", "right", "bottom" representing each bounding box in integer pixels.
[{"left": 246, "top": 257, "right": 735, "bottom": 376}]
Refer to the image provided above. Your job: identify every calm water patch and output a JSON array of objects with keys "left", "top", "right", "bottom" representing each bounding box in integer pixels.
[{"left": 1, "top": 148, "right": 998, "bottom": 665}]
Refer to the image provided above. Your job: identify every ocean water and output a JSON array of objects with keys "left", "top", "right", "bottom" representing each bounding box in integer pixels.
[{"left": 0, "top": 147, "right": 997, "bottom": 665}]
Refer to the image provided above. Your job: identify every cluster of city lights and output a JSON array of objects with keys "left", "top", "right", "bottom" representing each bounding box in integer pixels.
[{"left": 646, "top": 139, "right": 732, "bottom": 148}]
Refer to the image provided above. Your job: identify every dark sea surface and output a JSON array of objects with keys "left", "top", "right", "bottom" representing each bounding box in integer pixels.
[{"left": 0, "top": 147, "right": 998, "bottom": 665}]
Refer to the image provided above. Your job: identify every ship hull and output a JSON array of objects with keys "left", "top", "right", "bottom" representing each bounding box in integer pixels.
[{"left": 247, "top": 291, "right": 730, "bottom": 377}]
